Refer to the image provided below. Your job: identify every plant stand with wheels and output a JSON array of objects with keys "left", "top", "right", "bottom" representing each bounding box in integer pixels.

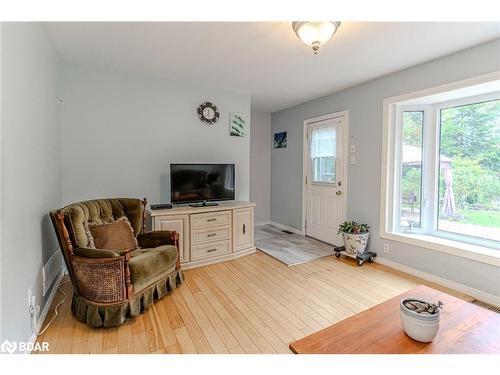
[{"left": 334, "top": 246, "right": 377, "bottom": 266}]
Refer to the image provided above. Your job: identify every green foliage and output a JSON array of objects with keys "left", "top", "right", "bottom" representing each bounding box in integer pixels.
[
  {"left": 338, "top": 221, "right": 370, "bottom": 234},
  {"left": 439, "top": 157, "right": 500, "bottom": 210},
  {"left": 403, "top": 111, "right": 424, "bottom": 147},
  {"left": 403, "top": 100, "right": 500, "bottom": 215},
  {"left": 440, "top": 100, "right": 500, "bottom": 172},
  {"left": 456, "top": 209, "right": 500, "bottom": 228},
  {"left": 401, "top": 167, "right": 421, "bottom": 203}
]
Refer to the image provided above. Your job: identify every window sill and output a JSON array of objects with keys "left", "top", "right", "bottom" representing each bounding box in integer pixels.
[{"left": 380, "top": 231, "right": 500, "bottom": 267}]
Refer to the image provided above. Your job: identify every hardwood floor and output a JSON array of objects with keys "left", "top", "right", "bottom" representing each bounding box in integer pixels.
[{"left": 35, "top": 251, "right": 471, "bottom": 354}]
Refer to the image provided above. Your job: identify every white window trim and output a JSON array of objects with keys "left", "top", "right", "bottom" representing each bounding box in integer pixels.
[
  {"left": 393, "top": 105, "right": 428, "bottom": 233},
  {"left": 380, "top": 71, "right": 500, "bottom": 267}
]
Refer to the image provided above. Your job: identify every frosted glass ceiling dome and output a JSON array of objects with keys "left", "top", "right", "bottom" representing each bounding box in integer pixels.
[{"left": 292, "top": 21, "right": 341, "bottom": 54}]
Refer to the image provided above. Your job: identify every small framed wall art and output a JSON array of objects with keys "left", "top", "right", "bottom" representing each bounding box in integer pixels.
[
  {"left": 274, "top": 131, "right": 287, "bottom": 148},
  {"left": 229, "top": 113, "right": 246, "bottom": 137}
]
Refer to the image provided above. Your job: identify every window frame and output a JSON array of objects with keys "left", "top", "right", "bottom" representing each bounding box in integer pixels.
[
  {"left": 380, "top": 72, "right": 500, "bottom": 266},
  {"left": 394, "top": 106, "right": 428, "bottom": 233},
  {"left": 308, "top": 119, "right": 340, "bottom": 186},
  {"left": 431, "top": 92, "right": 500, "bottom": 247}
]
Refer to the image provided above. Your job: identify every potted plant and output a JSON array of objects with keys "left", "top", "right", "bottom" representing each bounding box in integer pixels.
[
  {"left": 338, "top": 221, "right": 370, "bottom": 255},
  {"left": 400, "top": 299, "right": 444, "bottom": 342}
]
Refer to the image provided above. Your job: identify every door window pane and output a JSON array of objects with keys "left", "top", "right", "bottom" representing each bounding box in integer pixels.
[
  {"left": 400, "top": 111, "right": 424, "bottom": 229},
  {"left": 310, "top": 126, "right": 336, "bottom": 183},
  {"left": 438, "top": 99, "right": 500, "bottom": 242}
]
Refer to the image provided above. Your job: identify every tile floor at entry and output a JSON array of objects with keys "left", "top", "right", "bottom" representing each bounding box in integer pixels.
[{"left": 255, "top": 225, "right": 337, "bottom": 266}]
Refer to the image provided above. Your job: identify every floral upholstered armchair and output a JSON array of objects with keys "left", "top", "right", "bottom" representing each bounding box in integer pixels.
[{"left": 50, "top": 198, "right": 183, "bottom": 328}]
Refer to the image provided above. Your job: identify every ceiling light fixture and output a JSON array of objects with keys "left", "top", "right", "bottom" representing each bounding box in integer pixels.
[{"left": 292, "top": 21, "right": 341, "bottom": 54}]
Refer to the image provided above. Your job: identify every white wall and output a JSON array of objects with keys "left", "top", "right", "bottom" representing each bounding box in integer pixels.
[
  {"left": 271, "top": 38, "right": 500, "bottom": 298},
  {"left": 60, "top": 63, "right": 251, "bottom": 205},
  {"left": 250, "top": 110, "right": 271, "bottom": 224},
  {"left": 0, "top": 23, "right": 61, "bottom": 344}
]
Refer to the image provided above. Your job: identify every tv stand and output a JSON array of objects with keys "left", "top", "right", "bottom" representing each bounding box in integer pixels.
[
  {"left": 188, "top": 201, "right": 219, "bottom": 207},
  {"left": 148, "top": 201, "right": 256, "bottom": 269}
]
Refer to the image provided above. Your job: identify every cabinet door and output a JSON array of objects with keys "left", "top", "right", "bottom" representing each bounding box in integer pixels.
[
  {"left": 154, "top": 214, "right": 189, "bottom": 263},
  {"left": 232, "top": 207, "right": 254, "bottom": 252}
]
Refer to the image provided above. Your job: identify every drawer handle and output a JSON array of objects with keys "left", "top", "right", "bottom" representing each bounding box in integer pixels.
[
  {"left": 207, "top": 218, "right": 216, "bottom": 222},
  {"left": 207, "top": 233, "right": 217, "bottom": 237},
  {"left": 207, "top": 248, "right": 217, "bottom": 252}
]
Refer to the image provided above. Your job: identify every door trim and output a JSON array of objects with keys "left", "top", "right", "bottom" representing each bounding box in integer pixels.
[{"left": 302, "top": 110, "right": 349, "bottom": 237}]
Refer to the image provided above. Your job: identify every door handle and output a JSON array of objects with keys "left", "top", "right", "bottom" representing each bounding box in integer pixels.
[
  {"left": 243, "top": 224, "right": 246, "bottom": 235},
  {"left": 336, "top": 191, "right": 342, "bottom": 196}
]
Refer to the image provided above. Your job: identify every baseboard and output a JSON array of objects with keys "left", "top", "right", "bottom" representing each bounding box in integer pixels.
[
  {"left": 255, "top": 220, "right": 270, "bottom": 227},
  {"left": 268, "top": 221, "right": 304, "bottom": 235},
  {"left": 26, "top": 270, "right": 65, "bottom": 353},
  {"left": 375, "top": 257, "right": 500, "bottom": 307}
]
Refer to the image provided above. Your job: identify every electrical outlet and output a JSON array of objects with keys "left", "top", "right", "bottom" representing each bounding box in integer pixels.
[
  {"left": 28, "top": 287, "right": 33, "bottom": 309},
  {"left": 33, "top": 304, "right": 40, "bottom": 331},
  {"left": 28, "top": 287, "right": 39, "bottom": 331},
  {"left": 383, "top": 244, "right": 390, "bottom": 254}
]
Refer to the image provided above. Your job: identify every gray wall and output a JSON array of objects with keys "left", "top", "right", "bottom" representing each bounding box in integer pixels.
[
  {"left": 60, "top": 63, "right": 251, "bottom": 205},
  {"left": 250, "top": 110, "right": 271, "bottom": 223},
  {"left": 1, "top": 23, "right": 61, "bottom": 343},
  {"left": 271, "top": 38, "right": 500, "bottom": 296}
]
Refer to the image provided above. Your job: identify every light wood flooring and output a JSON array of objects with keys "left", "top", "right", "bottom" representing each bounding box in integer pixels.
[{"left": 35, "top": 251, "right": 471, "bottom": 354}]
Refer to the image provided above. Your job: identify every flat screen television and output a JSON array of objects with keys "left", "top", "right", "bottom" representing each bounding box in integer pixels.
[{"left": 170, "top": 163, "right": 235, "bottom": 204}]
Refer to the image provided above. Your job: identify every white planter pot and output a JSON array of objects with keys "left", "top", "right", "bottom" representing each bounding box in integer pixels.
[
  {"left": 399, "top": 298, "right": 440, "bottom": 343},
  {"left": 342, "top": 232, "right": 370, "bottom": 255}
]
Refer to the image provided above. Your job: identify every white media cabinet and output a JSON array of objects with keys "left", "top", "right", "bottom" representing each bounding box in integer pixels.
[{"left": 148, "top": 201, "right": 255, "bottom": 269}]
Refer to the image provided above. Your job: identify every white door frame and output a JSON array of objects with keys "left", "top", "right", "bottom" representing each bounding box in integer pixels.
[{"left": 302, "top": 110, "right": 349, "bottom": 236}]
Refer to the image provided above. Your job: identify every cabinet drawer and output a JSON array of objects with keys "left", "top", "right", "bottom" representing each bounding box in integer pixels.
[
  {"left": 191, "top": 240, "right": 231, "bottom": 261},
  {"left": 191, "top": 210, "right": 231, "bottom": 229},
  {"left": 191, "top": 225, "right": 231, "bottom": 245}
]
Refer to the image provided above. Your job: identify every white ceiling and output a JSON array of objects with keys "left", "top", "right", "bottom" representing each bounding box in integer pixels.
[{"left": 45, "top": 22, "right": 500, "bottom": 113}]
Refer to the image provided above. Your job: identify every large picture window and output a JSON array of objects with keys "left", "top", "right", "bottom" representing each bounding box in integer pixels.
[
  {"left": 384, "top": 81, "right": 500, "bottom": 254},
  {"left": 437, "top": 99, "right": 500, "bottom": 242}
]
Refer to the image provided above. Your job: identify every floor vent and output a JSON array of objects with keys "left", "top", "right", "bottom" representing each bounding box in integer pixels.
[
  {"left": 470, "top": 299, "right": 500, "bottom": 313},
  {"left": 281, "top": 230, "right": 294, "bottom": 235}
]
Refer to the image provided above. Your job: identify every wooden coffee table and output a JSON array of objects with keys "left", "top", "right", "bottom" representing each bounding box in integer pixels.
[{"left": 289, "top": 285, "right": 500, "bottom": 354}]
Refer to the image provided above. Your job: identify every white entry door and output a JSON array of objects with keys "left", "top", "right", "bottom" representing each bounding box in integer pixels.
[{"left": 305, "top": 115, "right": 346, "bottom": 246}]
